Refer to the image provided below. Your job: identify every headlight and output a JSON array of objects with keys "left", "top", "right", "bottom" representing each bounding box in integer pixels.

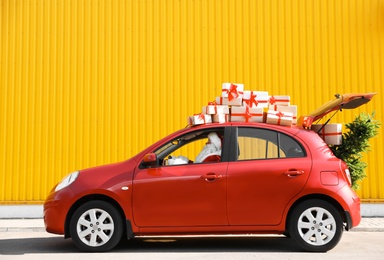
[{"left": 55, "top": 171, "right": 80, "bottom": 192}]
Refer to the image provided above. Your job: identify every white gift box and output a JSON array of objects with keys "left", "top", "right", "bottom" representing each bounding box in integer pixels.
[
  {"left": 268, "top": 95, "right": 290, "bottom": 110},
  {"left": 266, "top": 110, "right": 293, "bottom": 126},
  {"left": 212, "top": 114, "right": 229, "bottom": 123},
  {"left": 275, "top": 105, "right": 298, "bottom": 125},
  {"left": 188, "top": 114, "right": 212, "bottom": 125},
  {"left": 231, "top": 106, "right": 264, "bottom": 123},
  {"left": 222, "top": 83, "right": 244, "bottom": 100},
  {"left": 243, "top": 91, "right": 269, "bottom": 108},
  {"left": 202, "top": 104, "right": 230, "bottom": 115},
  {"left": 311, "top": 124, "right": 342, "bottom": 145},
  {"left": 215, "top": 96, "right": 243, "bottom": 106}
]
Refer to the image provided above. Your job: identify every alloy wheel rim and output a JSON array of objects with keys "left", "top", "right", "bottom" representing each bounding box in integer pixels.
[
  {"left": 297, "top": 207, "right": 336, "bottom": 246},
  {"left": 76, "top": 208, "right": 115, "bottom": 247}
]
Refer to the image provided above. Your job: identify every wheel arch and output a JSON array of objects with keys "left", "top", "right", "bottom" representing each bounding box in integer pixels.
[
  {"left": 285, "top": 194, "right": 347, "bottom": 232},
  {"left": 64, "top": 194, "right": 131, "bottom": 239}
]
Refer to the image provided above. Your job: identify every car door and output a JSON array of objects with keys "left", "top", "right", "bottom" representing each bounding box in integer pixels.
[
  {"left": 132, "top": 128, "right": 229, "bottom": 228},
  {"left": 226, "top": 126, "right": 311, "bottom": 226}
]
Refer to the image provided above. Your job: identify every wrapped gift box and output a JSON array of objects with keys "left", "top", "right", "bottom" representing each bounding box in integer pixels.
[
  {"left": 215, "top": 96, "right": 243, "bottom": 106},
  {"left": 311, "top": 124, "right": 342, "bottom": 145},
  {"left": 275, "top": 105, "right": 298, "bottom": 125},
  {"left": 222, "top": 83, "right": 244, "bottom": 101},
  {"left": 268, "top": 95, "right": 290, "bottom": 110},
  {"left": 212, "top": 114, "right": 229, "bottom": 123},
  {"left": 231, "top": 106, "right": 264, "bottom": 123},
  {"left": 266, "top": 110, "right": 293, "bottom": 126},
  {"left": 202, "top": 103, "right": 230, "bottom": 115},
  {"left": 243, "top": 91, "right": 269, "bottom": 108},
  {"left": 188, "top": 114, "right": 212, "bottom": 125}
]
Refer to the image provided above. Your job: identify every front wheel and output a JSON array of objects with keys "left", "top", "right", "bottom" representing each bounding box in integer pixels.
[
  {"left": 70, "top": 200, "right": 124, "bottom": 252},
  {"left": 288, "top": 199, "right": 343, "bottom": 252}
]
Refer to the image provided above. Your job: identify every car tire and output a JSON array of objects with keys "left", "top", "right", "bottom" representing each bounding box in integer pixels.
[
  {"left": 70, "top": 200, "right": 124, "bottom": 252},
  {"left": 288, "top": 199, "right": 343, "bottom": 252}
]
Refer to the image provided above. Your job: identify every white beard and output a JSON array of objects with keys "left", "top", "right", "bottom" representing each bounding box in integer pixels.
[{"left": 195, "top": 143, "right": 219, "bottom": 163}]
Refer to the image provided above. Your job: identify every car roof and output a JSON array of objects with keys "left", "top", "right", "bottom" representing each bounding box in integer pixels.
[{"left": 186, "top": 121, "right": 303, "bottom": 135}]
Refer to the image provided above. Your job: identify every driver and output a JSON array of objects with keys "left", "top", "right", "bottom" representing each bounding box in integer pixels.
[{"left": 195, "top": 132, "right": 222, "bottom": 163}]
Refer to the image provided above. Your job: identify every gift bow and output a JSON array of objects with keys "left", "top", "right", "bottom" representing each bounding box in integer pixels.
[
  {"left": 244, "top": 92, "right": 258, "bottom": 107},
  {"left": 190, "top": 113, "right": 207, "bottom": 124},
  {"left": 206, "top": 101, "right": 218, "bottom": 114},
  {"left": 244, "top": 106, "right": 252, "bottom": 121},
  {"left": 268, "top": 111, "right": 290, "bottom": 125},
  {"left": 232, "top": 106, "right": 262, "bottom": 122},
  {"left": 196, "top": 113, "right": 205, "bottom": 121},
  {"left": 276, "top": 111, "right": 285, "bottom": 118},
  {"left": 223, "top": 83, "right": 241, "bottom": 101}
]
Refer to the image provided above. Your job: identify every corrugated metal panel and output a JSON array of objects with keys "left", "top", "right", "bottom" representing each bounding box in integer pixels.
[{"left": 0, "top": 0, "right": 383, "bottom": 203}]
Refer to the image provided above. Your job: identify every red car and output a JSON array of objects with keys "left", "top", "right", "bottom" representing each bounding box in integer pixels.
[{"left": 44, "top": 93, "right": 374, "bottom": 252}]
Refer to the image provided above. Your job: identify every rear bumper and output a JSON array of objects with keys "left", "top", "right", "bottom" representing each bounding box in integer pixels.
[
  {"left": 341, "top": 186, "right": 361, "bottom": 230},
  {"left": 344, "top": 211, "right": 353, "bottom": 231}
]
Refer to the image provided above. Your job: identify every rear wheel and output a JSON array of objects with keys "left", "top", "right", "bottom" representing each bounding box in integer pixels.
[
  {"left": 70, "top": 200, "right": 123, "bottom": 252},
  {"left": 289, "top": 199, "right": 343, "bottom": 252}
]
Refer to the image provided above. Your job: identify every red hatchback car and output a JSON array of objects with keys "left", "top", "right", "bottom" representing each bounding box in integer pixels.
[{"left": 44, "top": 93, "right": 374, "bottom": 252}]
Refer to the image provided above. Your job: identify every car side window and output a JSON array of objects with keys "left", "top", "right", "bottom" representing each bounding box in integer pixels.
[
  {"left": 154, "top": 128, "right": 225, "bottom": 166},
  {"left": 237, "top": 127, "right": 305, "bottom": 161}
]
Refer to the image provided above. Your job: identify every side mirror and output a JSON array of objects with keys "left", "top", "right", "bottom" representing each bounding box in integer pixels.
[{"left": 141, "top": 153, "right": 158, "bottom": 167}]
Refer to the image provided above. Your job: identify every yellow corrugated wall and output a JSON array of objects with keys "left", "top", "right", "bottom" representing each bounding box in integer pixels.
[{"left": 1, "top": 0, "right": 383, "bottom": 204}]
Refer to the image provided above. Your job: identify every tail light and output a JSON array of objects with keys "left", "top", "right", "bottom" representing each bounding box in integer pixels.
[{"left": 344, "top": 168, "right": 352, "bottom": 186}]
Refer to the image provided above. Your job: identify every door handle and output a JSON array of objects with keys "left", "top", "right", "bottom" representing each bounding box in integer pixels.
[
  {"left": 284, "top": 170, "right": 304, "bottom": 177},
  {"left": 201, "top": 173, "right": 222, "bottom": 181}
]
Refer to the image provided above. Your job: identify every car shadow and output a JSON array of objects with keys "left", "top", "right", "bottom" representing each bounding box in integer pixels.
[{"left": 0, "top": 235, "right": 303, "bottom": 255}]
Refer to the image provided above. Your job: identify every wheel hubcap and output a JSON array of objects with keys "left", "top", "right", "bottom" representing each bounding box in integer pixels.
[
  {"left": 297, "top": 207, "right": 336, "bottom": 246},
  {"left": 76, "top": 208, "right": 115, "bottom": 247}
]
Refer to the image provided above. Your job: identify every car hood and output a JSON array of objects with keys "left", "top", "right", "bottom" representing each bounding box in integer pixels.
[
  {"left": 70, "top": 158, "right": 137, "bottom": 193},
  {"left": 298, "top": 92, "right": 376, "bottom": 127}
]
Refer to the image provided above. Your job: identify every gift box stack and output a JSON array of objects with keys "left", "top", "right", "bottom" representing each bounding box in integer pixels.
[{"left": 188, "top": 83, "right": 298, "bottom": 127}]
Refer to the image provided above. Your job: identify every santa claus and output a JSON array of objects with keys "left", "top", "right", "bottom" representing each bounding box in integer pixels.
[{"left": 194, "top": 132, "right": 222, "bottom": 163}]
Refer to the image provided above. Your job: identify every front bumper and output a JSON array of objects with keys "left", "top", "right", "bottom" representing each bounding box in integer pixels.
[{"left": 44, "top": 187, "right": 76, "bottom": 235}]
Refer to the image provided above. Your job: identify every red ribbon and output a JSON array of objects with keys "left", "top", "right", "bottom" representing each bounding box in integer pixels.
[
  {"left": 319, "top": 126, "right": 342, "bottom": 138},
  {"left": 245, "top": 92, "right": 258, "bottom": 107},
  {"left": 197, "top": 113, "right": 205, "bottom": 121},
  {"left": 191, "top": 113, "right": 206, "bottom": 124},
  {"left": 222, "top": 84, "right": 241, "bottom": 101},
  {"left": 232, "top": 107, "right": 263, "bottom": 122},
  {"left": 302, "top": 116, "right": 313, "bottom": 128},
  {"left": 244, "top": 93, "right": 269, "bottom": 107},
  {"left": 206, "top": 101, "right": 218, "bottom": 114},
  {"left": 269, "top": 96, "right": 289, "bottom": 105},
  {"left": 268, "top": 111, "right": 291, "bottom": 125},
  {"left": 276, "top": 111, "right": 284, "bottom": 125}
]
